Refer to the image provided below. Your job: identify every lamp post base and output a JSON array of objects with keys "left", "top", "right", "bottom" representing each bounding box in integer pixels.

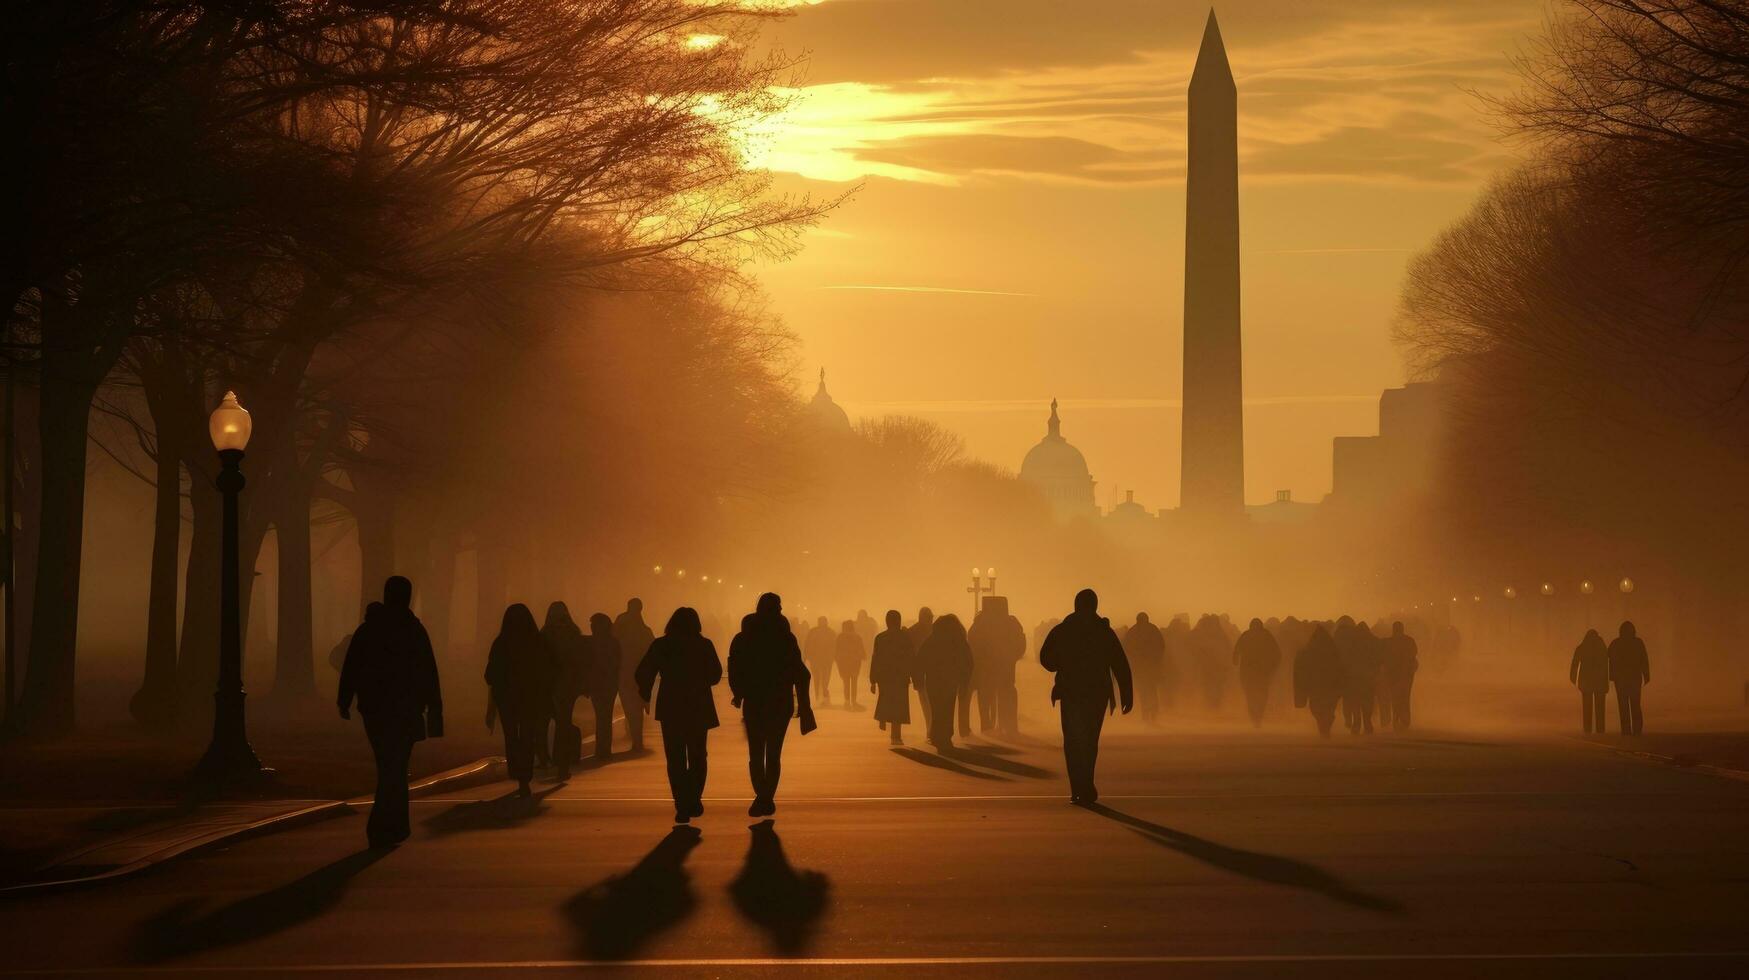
[{"left": 192, "top": 690, "right": 271, "bottom": 785}]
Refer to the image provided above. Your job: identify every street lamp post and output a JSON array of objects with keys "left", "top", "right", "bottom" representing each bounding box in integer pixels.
[
  {"left": 1580, "top": 579, "right": 1595, "bottom": 628},
  {"left": 1618, "top": 576, "right": 1635, "bottom": 621},
  {"left": 1502, "top": 586, "right": 1518, "bottom": 656},
  {"left": 195, "top": 392, "right": 267, "bottom": 783},
  {"left": 1539, "top": 582, "right": 1554, "bottom": 653},
  {"left": 967, "top": 567, "right": 995, "bottom": 620}
]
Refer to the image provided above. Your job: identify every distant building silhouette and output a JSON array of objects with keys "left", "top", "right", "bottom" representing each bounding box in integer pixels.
[
  {"left": 1019, "top": 399, "right": 1096, "bottom": 519},
  {"left": 805, "top": 368, "right": 852, "bottom": 434}
]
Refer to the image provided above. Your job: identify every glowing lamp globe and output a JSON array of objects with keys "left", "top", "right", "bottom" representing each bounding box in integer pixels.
[
  {"left": 972, "top": 568, "right": 981, "bottom": 578},
  {"left": 1618, "top": 577, "right": 1635, "bottom": 594},
  {"left": 1580, "top": 580, "right": 1594, "bottom": 595},
  {"left": 1540, "top": 582, "right": 1554, "bottom": 596},
  {"left": 1503, "top": 586, "right": 1517, "bottom": 600},
  {"left": 209, "top": 391, "right": 252, "bottom": 451}
]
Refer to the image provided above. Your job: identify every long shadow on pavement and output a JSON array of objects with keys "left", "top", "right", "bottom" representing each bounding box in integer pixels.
[
  {"left": 423, "top": 785, "right": 562, "bottom": 836},
  {"left": 131, "top": 847, "right": 389, "bottom": 962},
  {"left": 891, "top": 746, "right": 1008, "bottom": 781},
  {"left": 563, "top": 826, "right": 702, "bottom": 960},
  {"left": 1084, "top": 804, "right": 1405, "bottom": 915},
  {"left": 944, "top": 745, "right": 1052, "bottom": 778},
  {"left": 729, "top": 820, "right": 830, "bottom": 954}
]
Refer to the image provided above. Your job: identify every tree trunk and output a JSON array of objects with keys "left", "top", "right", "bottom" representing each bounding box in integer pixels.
[
  {"left": 474, "top": 541, "right": 507, "bottom": 657},
  {"left": 355, "top": 481, "right": 397, "bottom": 619},
  {"left": 177, "top": 476, "right": 221, "bottom": 732},
  {"left": 18, "top": 372, "right": 97, "bottom": 736},
  {"left": 129, "top": 442, "right": 182, "bottom": 729},
  {"left": 272, "top": 481, "right": 315, "bottom": 699},
  {"left": 421, "top": 533, "right": 457, "bottom": 659}
]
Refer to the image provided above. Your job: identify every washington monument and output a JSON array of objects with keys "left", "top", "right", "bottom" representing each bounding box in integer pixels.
[{"left": 1180, "top": 10, "right": 1246, "bottom": 520}]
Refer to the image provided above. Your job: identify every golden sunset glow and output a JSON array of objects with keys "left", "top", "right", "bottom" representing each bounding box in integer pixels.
[{"left": 750, "top": 0, "right": 1541, "bottom": 509}]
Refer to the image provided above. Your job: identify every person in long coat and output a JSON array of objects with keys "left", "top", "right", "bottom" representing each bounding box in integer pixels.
[
  {"left": 1336, "top": 618, "right": 1382, "bottom": 735},
  {"left": 834, "top": 620, "right": 867, "bottom": 708},
  {"left": 1123, "top": 613, "right": 1166, "bottom": 725},
  {"left": 635, "top": 606, "right": 723, "bottom": 824},
  {"left": 1234, "top": 618, "right": 1282, "bottom": 728},
  {"left": 1380, "top": 621, "right": 1419, "bottom": 732},
  {"left": 338, "top": 577, "right": 443, "bottom": 848},
  {"left": 869, "top": 609, "right": 914, "bottom": 744},
  {"left": 585, "top": 613, "right": 621, "bottom": 760},
  {"left": 805, "top": 616, "right": 838, "bottom": 706},
  {"left": 1570, "top": 628, "right": 1610, "bottom": 733},
  {"left": 915, "top": 613, "right": 973, "bottom": 751},
  {"left": 484, "top": 603, "right": 553, "bottom": 797},
  {"left": 968, "top": 597, "right": 1027, "bottom": 735},
  {"left": 614, "top": 599, "right": 655, "bottom": 752},
  {"left": 728, "top": 593, "right": 814, "bottom": 817},
  {"left": 1039, "top": 589, "right": 1133, "bottom": 805},
  {"left": 543, "top": 602, "right": 589, "bottom": 779},
  {"left": 1608, "top": 621, "right": 1651, "bottom": 735},
  {"left": 906, "top": 607, "right": 937, "bottom": 738},
  {"left": 1294, "top": 625, "right": 1344, "bottom": 738}
]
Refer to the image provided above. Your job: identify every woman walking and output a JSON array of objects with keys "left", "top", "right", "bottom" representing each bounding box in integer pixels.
[
  {"left": 635, "top": 607, "right": 723, "bottom": 824},
  {"left": 869, "top": 609, "right": 914, "bottom": 745},
  {"left": 485, "top": 604, "right": 554, "bottom": 797},
  {"left": 728, "top": 593, "right": 815, "bottom": 817},
  {"left": 543, "top": 602, "right": 589, "bottom": 778},
  {"left": 916, "top": 613, "right": 972, "bottom": 751}
]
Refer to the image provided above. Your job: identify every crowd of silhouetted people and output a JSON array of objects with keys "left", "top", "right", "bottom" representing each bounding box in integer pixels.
[{"left": 334, "top": 574, "right": 1653, "bottom": 847}]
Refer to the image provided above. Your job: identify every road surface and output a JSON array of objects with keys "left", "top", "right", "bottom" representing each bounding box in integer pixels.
[{"left": 4, "top": 704, "right": 1748, "bottom": 978}]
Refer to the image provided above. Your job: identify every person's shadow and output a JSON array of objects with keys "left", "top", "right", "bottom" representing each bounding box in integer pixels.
[
  {"left": 131, "top": 848, "right": 389, "bottom": 962},
  {"left": 423, "top": 785, "right": 561, "bottom": 836},
  {"left": 892, "top": 746, "right": 1008, "bottom": 780},
  {"left": 728, "top": 820, "right": 830, "bottom": 954},
  {"left": 563, "top": 826, "right": 702, "bottom": 960},
  {"left": 1084, "top": 804, "right": 1403, "bottom": 914}
]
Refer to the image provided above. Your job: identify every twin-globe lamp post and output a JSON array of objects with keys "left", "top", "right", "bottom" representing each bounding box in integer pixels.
[
  {"left": 968, "top": 567, "right": 997, "bottom": 620},
  {"left": 194, "top": 391, "right": 268, "bottom": 783}
]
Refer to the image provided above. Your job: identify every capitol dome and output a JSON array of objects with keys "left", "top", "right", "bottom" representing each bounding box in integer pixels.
[
  {"left": 806, "top": 368, "right": 851, "bottom": 433},
  {"left": 1019, "top": 399, "right": 1095, "bottom": 518}
]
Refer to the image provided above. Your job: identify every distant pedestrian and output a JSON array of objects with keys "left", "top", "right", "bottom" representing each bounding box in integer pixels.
[
  {"left": 636, "top": 607, "right": 723, "bottom": 824},
  {"left": 586, "top": 614, "right": 622, "bottom": 759},
  {"left": 870, "top": 609, "right": 915, "bottom": 745},
  {"left": 1039, "top": 589, "right": 1133, "bottom": 805},
  {"left": 916, "top": 613, "right": 973, "bottom": 751},
  {"left": 485, "top": 603, "right": 554, "bottom": 797},
  {"left": 1570, "top": 629, "right": 1610, "bottom": 734},
  {"left": 805, "top": 616, "right": 837, "bottom": 706},
  {"left": 543, "top": 602, "right": 588, "bottom": 778},
  {"left": 614, "top": 599, "right": 655, "bottom": 752},
  {"left": 969, "top": 597, "right": 1026, "bottom": 735},
  {"left": 1380, "top": 621, "right": 1418, "bottom": 732},
  {"left": 907, "top": 608, "right": 937, "bottom": 738},
  {"left": 1608, "top": 621, "right": 1651, "bottom": 735},
  {"left": 1294, "top": 625, "right": 1343, "bottom": 738},
  {"left": 834, "top": 620, "right": 866, "bottom": 708},
  {"left": 1234, "top": 617, "right": 1282, "bottom": 728},
  {"left": 338, "top": 577, "right": 444, "bottom": 848},
  {"left": 729, "top": 593, "right": 815, "bottom": 817},
  {"left": 1123, "top": 613, "right": 1165, "bottom": 725}
]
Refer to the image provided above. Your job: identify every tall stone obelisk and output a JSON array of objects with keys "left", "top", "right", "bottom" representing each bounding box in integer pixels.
[{"left": 1179, "top": 10, "right": 1245, "bottom": 521}]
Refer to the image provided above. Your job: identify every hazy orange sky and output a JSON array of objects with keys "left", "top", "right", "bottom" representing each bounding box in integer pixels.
[{"left": 748, "top": 0, "right": 1543, "bottom": 509}]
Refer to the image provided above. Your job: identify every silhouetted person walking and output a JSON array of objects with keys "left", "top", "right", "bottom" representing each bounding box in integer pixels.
[
  {"left": 1337, "top": 618, "right": 1381, "bottom": 735},
  {"left": 338, "top": 577, "right": 443, "bottom": 848},
  {"left": 729, "top": 593, "right": 815, "bottom": 817},
  {"left": 906, "top": 607, "right": 937, "bottom": 739},
  {"left": 969, "top": 597, "right": 1026, "bottom": 735},
  {"left": 615, "top": 599, "right": 655, "bottom": 752},
  {"left": 1570, "top": 628, "right": 1610, "bottom": 733},
  {"left": 834, "top": 620, "right": 866, "bottom": 708},
  {"left": 805, "top": 616, "right": 837, "bottom": 706},
  {"left": 485, "top": 603, "right": 553, "bottom": 797},
  {"left": 635, "top": 607, "right": 722, "bottom": 824},
  {"left": 1380, "top": 621, "right": 1418, "bottom": 732},
  {"left": 1294, "top": 625, "right": 1343, "bottom": 738},
  {"left": 544, "top": 602, "right": 588, "bottom": 778},
  {"left": 1123, "top": 613, "right": 1165, "bottom": 725},
  {"left": 587, "top": 614, "right": 622, "bottom": 759},
  {"left": 1039, "top": 589, "right": 1133, "bottom": 805},
  {"left": 1609, "top": 621, "right": 1650, "bottom": 735},
  {"left": 1234, "top": 618, "right": 1281, "bottom": 728},
  {"left": 870, "top": 609, "right": 914, "bottom": 745},
  {"left": 916, "top": 613, "right": 972, "bottom": 751}
]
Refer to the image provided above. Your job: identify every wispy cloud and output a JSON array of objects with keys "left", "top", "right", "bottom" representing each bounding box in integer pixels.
[
  {"left": 817, "top": 284, "right": 1036, "bottom": 297},
  {"left": 844, "top": 395, "right": 1380, "bottom": 414}
]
